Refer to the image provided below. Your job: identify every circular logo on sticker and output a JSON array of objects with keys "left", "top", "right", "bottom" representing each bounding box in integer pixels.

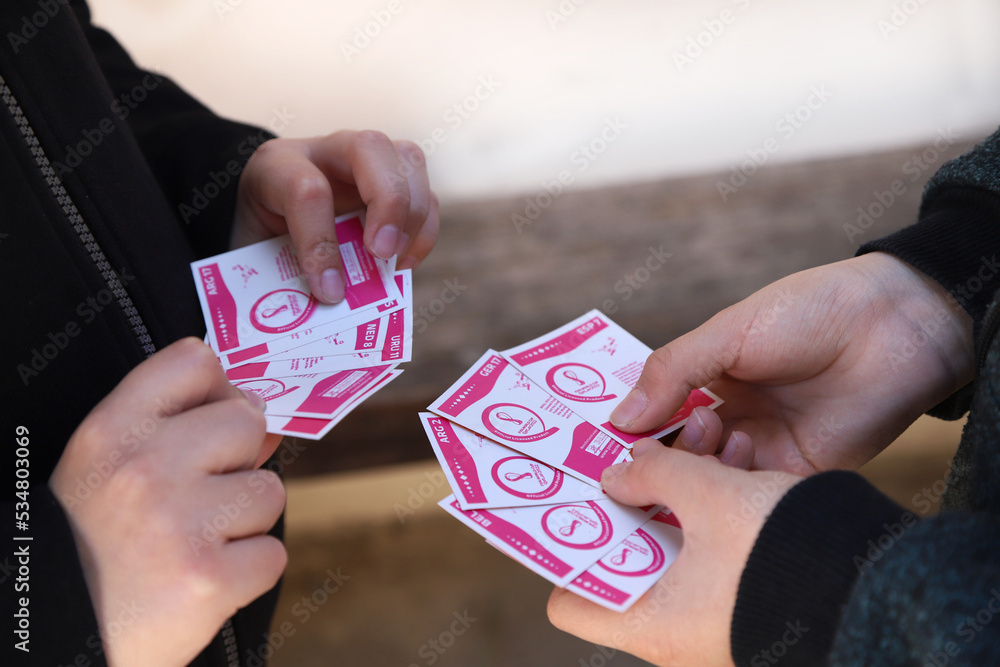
[
  {"left": 481, "top": 403, "right": 558, "bottom": 443},
  {"left": 544, "top": 363, "right": 617, "bottom": 403},
  {"left": 232, "top": 378, "right": 300, "bottom": 401},
  {"left": 249, "top": 289, "right": 316, "bottom": 334},
  {"left": 541, "top": 501, "right": 613, "bottom": 550},
  {"left": 491, "top": 456, "right": 564, "bottom": 500},
  {"left": 596, "top": 528, "right": 665, "bottom": 577}
]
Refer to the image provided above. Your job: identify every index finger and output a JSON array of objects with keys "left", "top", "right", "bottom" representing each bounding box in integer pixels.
[
  {"left": 311, "top": 131, "right": 413, "bottom": 260},
  {"left": 242, "top": 142, "right": 345, "bottom": 304},
  {"left": 87, "top": 338, "right": 249, "bottom": 447},
  {"left": 609, "top": 312, "right": 742, "bottom": 433}
]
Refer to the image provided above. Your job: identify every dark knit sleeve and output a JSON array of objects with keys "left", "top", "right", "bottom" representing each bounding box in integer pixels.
[
  {"left": 856, "top": 127, "right": 1000, "bottom": 419},
  {"left": 828, "top": 513, "right": 1000, "bottom": 666},
  {"left": 730, "top": 472, "right": 914, "bottom": 666},
  {"left": 69, "top": 0, "right": 276, "bottom": 258}
]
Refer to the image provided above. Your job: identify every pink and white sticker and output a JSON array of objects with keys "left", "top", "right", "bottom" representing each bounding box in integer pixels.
[
  {"left": 439, "top": 494, "right": 658, "bottom": 587},
  {"left": 192, "top": 212, "right": 398, "bottom": 356},
  {"left": 419, "top": 413, "right": 603, "bottom": 510},
  {"left": 237, "top": 364, "right": 396, "bottom": 419},
  {"left": 264, "top": 370, "right": 402, "bottom": 440},
  {"left": 568, "top": 508, "right": 682, "bottom": 612},
  {"left": 263, "top": 271, "right": 413, "bottom": 364},
  {"left": 428, "top": 351, "right": 629, "bottom": 488},
  {"left": 502, "top": 310, "right": 723, "bottom": 446}
]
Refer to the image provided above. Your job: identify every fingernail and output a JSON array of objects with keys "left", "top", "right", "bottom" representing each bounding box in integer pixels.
[
  {"left": 601, "top": 461, "right": 631, "bottom": 487},
  {"left": 321, "top": 269, "right": 345, "bottom": 303},
  {"left": 394, "top": 231, "right": 411, "bottom": 257},
  {"left": 372, "top": 226, "right": 399, "bottom": 259},
  {"left": 241, "top": 389, "right": 267, "bottom": 413},
  {"left": 719, "top": 431, "right": 747, "bottom": 465},
  {"left": 678, "top": 410, "right": 706, "bottom": 449},
  {"left": 610, "top": 388, "right": 647, "bottom": 428},
  {"left": 397, "top": 255, "right": 417, "bottom": 271}
]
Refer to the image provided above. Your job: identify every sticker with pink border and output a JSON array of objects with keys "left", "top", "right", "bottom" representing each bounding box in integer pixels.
[
  {"left": 419, "top": 413, "right": 602, "bottom": 510},
  {"left": 502, "top": 310, "right": 723, "bottom": 446},
  {"left": 428, "top": 350, "right": 629, "bottom": 488}
]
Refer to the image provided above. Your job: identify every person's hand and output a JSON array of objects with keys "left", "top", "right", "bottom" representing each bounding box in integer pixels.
[
  {"left": 609, "top": 252, "right": 974, "bottom": 475},
  {"left": 49, "top": 338, "right": 287, "bottom": 667},
  {"left": 231, "top": 131, "right": 439, "bottom": 304},
  {"left": 548, "top": 414, "right": 801, "bottom": 666}
]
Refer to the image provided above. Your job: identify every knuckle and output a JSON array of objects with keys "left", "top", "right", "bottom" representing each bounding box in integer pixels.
[
  {"left": 69, "top": 410, "right": 116, "bottom": 457},
  {"left": 175, "top": 336, "right": 218, "bottom": 370},
  {"left": 177, "top": 556, "right": 224, "bottom": 605},
  {"left": 109, "top": 457, "right": 162, "bottom": 505},
  {"left": 285, "top": 171, "right": 332, "bottom": 203},
  {"left": 381, "top": 184, "right": 411, "bottom": 213},
  {"left": 258, "top": 535, "right": 289, "bottom": 580},
  {"left": 396, "top": 140, "right": 426, "bottom": 168},
  {"left": 353, "top": 129, "right": 393, "bottom": 153},
  {"left": 307, "top": 237, "right": 340, "bottom": 261}
]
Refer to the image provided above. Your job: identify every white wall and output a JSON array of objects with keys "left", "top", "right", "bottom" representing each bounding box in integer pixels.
[{"left": 90, "top": 0, "right": 1000, "bottom": 202}]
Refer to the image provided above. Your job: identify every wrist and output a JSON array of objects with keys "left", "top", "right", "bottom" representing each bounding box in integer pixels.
[{"left": 854, "top": 251, "right": 974, "bottom": 399}]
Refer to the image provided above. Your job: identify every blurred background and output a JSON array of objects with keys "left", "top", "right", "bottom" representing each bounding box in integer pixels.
[{"left": 90, "top": 1, "right": 999, "bottom": 665}]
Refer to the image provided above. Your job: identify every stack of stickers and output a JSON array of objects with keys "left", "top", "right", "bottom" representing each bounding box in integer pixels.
[
  {"left": 191, "top": 211, "right": 411, "bottom": 440},
  {"left": 421, "top": 311, "right": 722, "bottom": 611}
]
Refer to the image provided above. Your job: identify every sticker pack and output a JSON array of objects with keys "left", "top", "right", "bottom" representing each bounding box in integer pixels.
[
  {"left": 191, "top": 211, "right": 412, "bottom": 439},
  {"left": 423, "top": 311, "right": 721, "bottom": 610}
]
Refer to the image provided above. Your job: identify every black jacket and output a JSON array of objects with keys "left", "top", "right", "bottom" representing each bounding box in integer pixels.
[
  {"left": 2, "top": 2, "right": 278, "bottom": 665},
  {"left": 731, "top": 126, "right": 1000, "bottom": 666}
]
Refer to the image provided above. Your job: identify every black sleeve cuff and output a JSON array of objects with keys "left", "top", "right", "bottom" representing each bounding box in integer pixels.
[
  {"left": 730, "top": 471, "right": 915, "bottom": 667},
  {"left": 857, "top": 186, "right": 1000, "bottom": 342}
]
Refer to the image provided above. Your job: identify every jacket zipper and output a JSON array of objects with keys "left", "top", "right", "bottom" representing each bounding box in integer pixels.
[
  {"left": 221, "top": 619, "right": 240, "bottom": 667},
  {"left": 0, "top": 74, "right": 156, "bottom": 358},
  {"left": 2, "top": 75, "right": 243, "bottom": 666}
]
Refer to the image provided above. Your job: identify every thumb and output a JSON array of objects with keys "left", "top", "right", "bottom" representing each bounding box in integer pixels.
[
  {"left": 608, "top": 306, "right": 745, "bottom": 433},
  {"left": 600, "top": 439, "right": 732, "bottom": 518}
]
